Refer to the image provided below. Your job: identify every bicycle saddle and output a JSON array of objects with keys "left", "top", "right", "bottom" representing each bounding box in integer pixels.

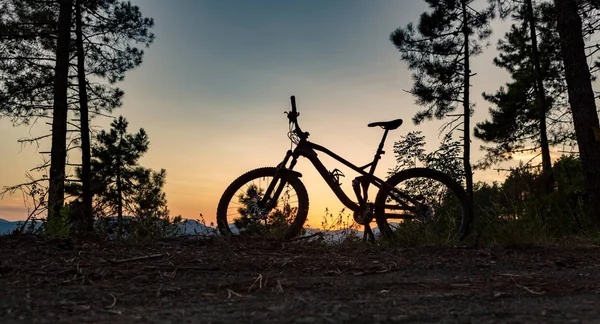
[{"left": 367, "top": 119, "right": 403, "bottom": 130}]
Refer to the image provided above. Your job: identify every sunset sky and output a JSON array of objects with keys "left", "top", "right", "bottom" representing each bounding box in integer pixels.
[{"left": 0, "top": 0, "right": 566, "bottom": 227}]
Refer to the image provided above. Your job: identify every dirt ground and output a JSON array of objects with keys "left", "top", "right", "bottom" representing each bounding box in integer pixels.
[{"left": 1, "top": 235, "right": 600, "bottom": 324}]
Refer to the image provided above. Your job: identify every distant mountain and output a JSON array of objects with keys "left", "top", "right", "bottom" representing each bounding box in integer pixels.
[
  {"left": 0, "top": 219, "right": 42, "bottom": 235},
  {"left": 0, "top": 218, "right": 383, "bottom": 243},
  {"left": 0, "top": 219, "right": 15, "bottom": 235}
]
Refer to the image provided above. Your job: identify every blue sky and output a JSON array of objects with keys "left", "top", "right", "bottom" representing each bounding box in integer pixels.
[{"left": 1, "top": 0, "right": 553, "bottom": 225}]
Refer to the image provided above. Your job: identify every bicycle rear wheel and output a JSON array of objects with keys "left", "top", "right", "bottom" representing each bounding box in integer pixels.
[
  {"left": 374, "top": 168, "right": 472, "bottom": 244},
  {"left": 216, "top": 167, "right": 309, "bottom": 240}
]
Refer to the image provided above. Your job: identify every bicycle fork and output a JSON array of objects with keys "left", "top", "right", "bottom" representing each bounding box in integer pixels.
[{"left": 255, "top": 150, "right": 298, "bottom": 217}]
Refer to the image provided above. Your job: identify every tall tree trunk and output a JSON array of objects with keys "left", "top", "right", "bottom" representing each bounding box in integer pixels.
[
  {"left": 75, "top": 0, "right": 93, "bottom": 232},
  {"left": 116, "top": 132, "right": 123, "bottom": 236},
  {"left": 525, "top": 0, "right": 554, "bottom": 195},
  {"left": 554, "top": 0, "right": 600, "bottom": 224},
  {"left": 461, "top": 0, "right": 474, "bottom": 203},
  {"left": 48, "top": 0, "right": 73, "bottom": 221}
]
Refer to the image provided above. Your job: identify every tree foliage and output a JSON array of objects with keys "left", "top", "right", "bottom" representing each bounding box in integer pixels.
[
  {"left": 390, "top": 0, "right": 494, "bottom": 201},
  {"left": 68, "top": 116, "right": 146, "bottom": 215},
  {"left": 0, "top": 0, "right": 155, "bottom": 225},
  {"left": 0, "top": 0, "right": 154, "bottom": 125},
  {"left": 389, "top": 130, "right": 464, "bottom": 184},
  {"left": 553, "top": 0, "right": 600, "bottom": 225},
  {"left": 390, "top": 0, "right": 493, "bottom": 124},
  {"left": 474, "top": 1, "right": 573, "bottom": 169},
  {"left": 65, "top": 116, "right": 173, "bottom": 228}
]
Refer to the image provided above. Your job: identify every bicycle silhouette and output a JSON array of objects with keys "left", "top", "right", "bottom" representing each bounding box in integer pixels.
[{"left": 217, "top": 96, "right": 472, "bottom": 242}]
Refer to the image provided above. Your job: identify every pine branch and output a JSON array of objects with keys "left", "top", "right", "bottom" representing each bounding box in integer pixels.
[
  {"left": 439, "top": 115, "right": 464, "bottom": 137},
  {"left": 404, "top": 30, "right": 461, "bottom": 45},
  {"left": 30, "top": 160, "right": 51, "bottom": 172},
  {"left": 17, "top": 133, "right": 52, "bottom": 144}
]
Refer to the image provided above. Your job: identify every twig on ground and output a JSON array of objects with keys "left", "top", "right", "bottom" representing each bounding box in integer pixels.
[
  {"left": 510, "top": 277, "right": 545, "bottom": 295},
  {"left": 105, "top": 293, "right": 117, "bottom": 309},
  {"left": 243, "top": 251, "right": 294, "bottom": 257},
  {"left": 101, "top": 309, "right": 122, "bottom": 315},
  {"left": 227, "top": 288, "right": 242, "bottom": 298},
  {"left": 287, "top": 232, "right": 324, "bottom": 242},
  {"left": 325, "top": 268, "right": 342, "bottom": 276},
  {"left": 159, "top": 268, "right": 177, "bottom": 278},
  {"left": 248, "top": 274, "right": 264, "bottom": 292},
  {"left": 104, "top": 253, "right": 165, "bottom": 264},
  {"left": 156, "top": 284, "right": 163, "bottom": 298},
  {"left": 354, "top": 265, "right": 395, "bottom": 276},
  {"left": 275, "top": 280, "right": 284, "bottom": 293},
  {"left": 500, "top": 273, "right": 522, "bottom": 277},
  {"left": 143, "top": 266, "right": 221, "bottom": 272}
]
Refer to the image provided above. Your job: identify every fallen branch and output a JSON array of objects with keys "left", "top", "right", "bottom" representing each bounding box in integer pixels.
[
  {"left": 510, "top": 277, "right": 544, "bottom": 295},
  {"left": 287, "top": 232, "right": 324, "bottom": 242},
  {"left": 353, "top": 266, "right": 397, "bottom": 276},
  {"left": 156, "top": 284, "right": 163, "bottom": 298},
  {"left": 226, "top": 288, "right": 242, "bottom": 298},
  {"left": 143, "top": 266, "right": 221, "bottom": 272},
  {"left": 275, "top": 280, "right": 284, "bottom": 293},
  {"left": 248, "top": 274, "right": 264, "bottom": 292},
  {"left": 105, "top": 292, "right": 117, "bottom": 309},
  {"left": 104, "top": 253, "right": 165, "bottom": 264}
]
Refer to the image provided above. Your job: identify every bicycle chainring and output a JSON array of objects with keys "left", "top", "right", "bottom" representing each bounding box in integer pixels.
[{"left": 353, "top": 204, "right": 374, "bottom": 225}]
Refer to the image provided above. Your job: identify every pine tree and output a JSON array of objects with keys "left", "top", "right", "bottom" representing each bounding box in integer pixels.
[
  {"left": 75, "top": 0, "right": 92, "bottom": 231},
  {"left": 48, "top": 0, "right": 73, "bottom": 222},
  {"left": 475, "top": 1, "right": 569, "bottom": 174},
  {"left": 91, "top": 116, "right": 149, "bottom": 222},
  {"left": 525, "top": 0, "right": 553, "bottom": 193},
  {"left": 0, "top": 0, "right": 154, "bottom": 227},
  {"left": 65, "top": 116, "right": 173, "bottom": 233},
  {"left": 132, "top": 168, "right": 170, "bottom": 219},
  {"left": 553, "top": 0, "right": 600, "bottom": 225},
  {"left": 390, "top": 0, "right": 494, "bottom": 201}
]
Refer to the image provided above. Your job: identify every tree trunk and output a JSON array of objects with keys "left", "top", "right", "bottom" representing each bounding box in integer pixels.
[
  {"left": 554, "top": 0, "right": 600, "bottom": 224},
  {"left": 116, "top": 132, "right": 123, "bottom": 236},
  {"left": 526, "top": 0, "right": 554, "bottom": 195},
  {"left": 461, "top": 0, "right": 474, "bottom": 203},
  {"left": 75, "top": 0, "right": 93, "bottom": 232},
  {"left": 48, "top": 0, "right": 73, "bottom": 221}
]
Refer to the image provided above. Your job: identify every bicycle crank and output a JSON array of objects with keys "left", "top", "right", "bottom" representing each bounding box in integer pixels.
[{"left": 353, "top": 204, "right": 374, "bottom": 225}]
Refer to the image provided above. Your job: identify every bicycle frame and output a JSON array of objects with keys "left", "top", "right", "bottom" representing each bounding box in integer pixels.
[
  {"left": 272, "top": 134, "right": 409, "bottom": 214},
  {"left": 255, "top": 96, "right": 419, "bottom": 221}
]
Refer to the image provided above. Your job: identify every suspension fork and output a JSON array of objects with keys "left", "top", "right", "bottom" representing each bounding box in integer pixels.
[{"left": 261, "top": 150, "right": 298, "bottom": 209}]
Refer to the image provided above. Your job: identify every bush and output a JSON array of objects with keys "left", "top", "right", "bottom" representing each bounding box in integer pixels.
[
  {"left": 466, "top": 155, "right": 597, "bottom": 245},
  {"left": 94, "top": 214, "right": 184, "bottom": 241}
]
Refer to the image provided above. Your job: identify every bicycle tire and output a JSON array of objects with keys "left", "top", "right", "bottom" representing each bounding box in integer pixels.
[
  {"left": 216, "top": 167, "right": 310, "bottom": 240},
  {"left": 374, "top": 167, "right": 472, "bottom": 242}
]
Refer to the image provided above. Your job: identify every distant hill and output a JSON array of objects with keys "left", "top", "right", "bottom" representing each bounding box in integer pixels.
[
  {"left": 0, "top": 218, "right": 218, "bottom": 236},
  {"left": 1, "top": 219, "right": 31, "bottom": 234},
  {"left": 0, "top": 218, "right": 382, "bottom": 243}
]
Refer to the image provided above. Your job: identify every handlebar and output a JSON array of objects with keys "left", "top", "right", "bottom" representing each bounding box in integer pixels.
[
  {"left": 290, "top": 96, "right": 297, "bottom": 115},
  {"left": 286, "top": 95, "right": 309, "bottom": 141}
]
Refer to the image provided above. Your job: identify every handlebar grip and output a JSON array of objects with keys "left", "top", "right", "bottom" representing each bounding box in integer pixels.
[{"left": 290, "top": 95, "right": 297, "bottom": 114}]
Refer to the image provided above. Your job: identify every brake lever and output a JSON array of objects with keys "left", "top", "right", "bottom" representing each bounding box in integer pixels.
[{"left": 284, "top": 111, "right": 300, "bottom": 121}]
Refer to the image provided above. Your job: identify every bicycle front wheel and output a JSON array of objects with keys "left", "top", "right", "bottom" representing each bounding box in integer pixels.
[
  {"left": 216, "top": 167, "right": 309, "bottom": 240},
  {"left": 374, "top": 168, "right": 472, "bottom": 244}
]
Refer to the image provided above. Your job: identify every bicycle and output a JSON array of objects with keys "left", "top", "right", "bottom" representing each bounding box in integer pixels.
[{"left": 216, "top": 96, "right": 472, "bottom": 242}]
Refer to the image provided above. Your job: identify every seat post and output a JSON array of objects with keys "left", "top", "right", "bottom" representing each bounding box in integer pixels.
[{"left": 368, "top": 129, "right": 389, "bottom": 175}]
